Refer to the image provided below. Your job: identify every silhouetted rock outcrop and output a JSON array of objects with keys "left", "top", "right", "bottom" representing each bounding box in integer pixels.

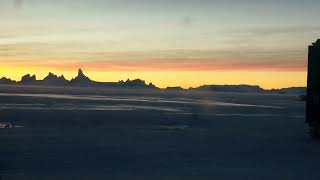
[
  {"left": 21, "top": 74, "right": 36, "bottom": 84},
  {"left": 0, "top": 77, "right": 16, "bottom": 84},
  {"left": 0, "top": 68, "right": 306, "bottom": 93},
  {"left": 1, "top": 69, "right": 158, "bottom": 89},
  {"left": 148, "top": 82, "right": 156, "bottom": 89},
  {"left": 192, "top": 85, "right": 264, "bottom": 93},
  {"left": 189, "top": 85, "right": 306, "bottom": 94},
  {"left": 70, "top": 68, "right": 93, "bottom": 86},
  {"left": 119, "top": 79, "right": 155, "bottom": 89},
  {"left": 42, "top": 72, "right": 68, "bottom": 85},
  {"left": 166, "top": 86, "right": 184, "bottom": 91},
  {"left": 268, "top": 87, "right": 306, "bottom": 95},
  {"left": 43, "top": 72, "right": 58, "bottom": 81}
]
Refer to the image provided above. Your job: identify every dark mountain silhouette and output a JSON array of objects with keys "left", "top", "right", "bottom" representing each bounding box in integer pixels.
[
  {"left": 42, "top": 72, "right": 68, "bottom": 85},
  {"left": 0, "top": 68, "right": 157, "bottom": 89},
  {"left": 0, "top": 77, "right": 16, "bottom": 84},
  {"left": 191, "top": 85, "right": 264, "bottom": 93},
  {"left": 268, "top": 87, "right": 306, "bottom": 95},
  {"left": 190, "top": 85, "right": 306, "bottom": 95},
  {"left": 70, "top": 68, "right": 93, "bottom": 86},
  {"left": 0, "top": 68, "right": 306, "bottom": 94},
  {"left": 21, "top": 74, "right": 36, "bottom": 84},
  {"left": 117, "top": 79, "right": 157, "bottom": 89},
  {"left": 166, "top": 86, "right": 185, "bottom": 91},
  {"left": 118, "top": 78, "right": 156, "bottom": 88}
]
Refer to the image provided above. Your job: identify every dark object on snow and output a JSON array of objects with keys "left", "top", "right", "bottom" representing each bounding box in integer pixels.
[
  {"left": 0, "top": 122, "right": 14, "bottom": 128},
  {"left": 306, "top": 39, "right": 320, "bottom": 138}
]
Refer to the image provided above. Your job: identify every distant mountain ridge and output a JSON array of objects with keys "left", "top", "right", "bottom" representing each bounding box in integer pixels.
[
  {"left": 191, "top": 85, "right": 264, "bottom": 93},
  {"left": 70, "top": 69, "right": 92, "bottom": 85},
  {"left": 1, "top": 68, "right": 157, "bottom": 89},
  {"left": 189, "top": 85, "right": 306, "bottom": 95},
  {"left": 0, "top": 68, "right": 306, "bottom": 94}
]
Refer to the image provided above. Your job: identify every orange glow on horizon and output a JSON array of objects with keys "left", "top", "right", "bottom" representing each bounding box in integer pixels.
[
  {"left": 1, "top": 58, "right": 306, "bottom": 72},
  {"left": 0, "top": 64, "right": 307, "bottom": 89}
]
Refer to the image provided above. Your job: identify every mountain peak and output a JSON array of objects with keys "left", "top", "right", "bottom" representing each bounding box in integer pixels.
[
  {"left": 70, "top": 68, "right": 92, "bottom": 85},
  {"left": 42, "top": 72, "right": 68, "bottom": 85},
  {"left": 21, "top": 74, "right": 36, "bottom": 83},
  {"left": 76, "top": 68, "right": 90, "bottom": 80},
  {"left": 78, "top": 68, "right": 84, "bottom": 77},
  {"left": 0, "top": 68, "right": 158, "bottom": 89},
  {"left": 59, "top": 74, "right": 66, "bottom": 80},
  {"left": 45, "top": 72, "right": 58, "bottom": 79}
]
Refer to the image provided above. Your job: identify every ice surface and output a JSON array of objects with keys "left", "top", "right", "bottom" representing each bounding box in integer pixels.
[{"left": 0, "top": 88, "right": 317, "bottom": 180}]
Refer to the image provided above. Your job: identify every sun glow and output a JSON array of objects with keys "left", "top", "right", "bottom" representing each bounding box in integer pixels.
[{"left": 0, "top": 64, "right": 306, "bottom": 89}]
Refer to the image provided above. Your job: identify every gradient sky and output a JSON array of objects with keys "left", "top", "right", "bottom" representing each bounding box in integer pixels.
[{"left": 0, "top": 0, "right": 319, "bottom": 88}]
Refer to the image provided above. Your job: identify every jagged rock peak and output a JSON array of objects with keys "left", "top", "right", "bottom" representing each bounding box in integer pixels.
[
  {"left": 0, "top": 77, "right": 15, "bottom": 84},
  {"left": 59, "top": 74, "right": 66, "bottom": 80},
  {"left": 78, "top": 68, "right": 85, "bottom": 77},
  {"left": 46, "top": 72, "right": 58, "bottom": 78},
  {"left": 70, "top": 68, "right": 91, "bottom": 84},
  {"left": 43, "top": 72, "right": 58, "bottom": 81},
  {"left": 76, "top": 68, "right": 90, "bottom": 79},
  {"left": 21, "top": 74, "right": 36, "bottom": 83},
  {"left": 43, "top": 72, "right": 68, "bottom": 83}
]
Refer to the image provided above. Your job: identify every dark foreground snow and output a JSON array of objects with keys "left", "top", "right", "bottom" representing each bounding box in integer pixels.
[{"left": 0, "top": 88, "right": 317, "bottom": 180}]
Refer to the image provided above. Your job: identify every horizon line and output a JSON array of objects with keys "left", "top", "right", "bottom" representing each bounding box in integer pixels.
[{"left": 0, "top": 68, "right": 306, "bottom": 90}]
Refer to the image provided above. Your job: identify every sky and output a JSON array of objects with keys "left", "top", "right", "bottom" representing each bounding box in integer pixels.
[{"left": 0, "top": 0, "right": 319, "bottom": 89}]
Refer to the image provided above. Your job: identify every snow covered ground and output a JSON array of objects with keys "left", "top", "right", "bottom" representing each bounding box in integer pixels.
[{"left": 0, "top": 88, "right": 318, "bottom": 180}]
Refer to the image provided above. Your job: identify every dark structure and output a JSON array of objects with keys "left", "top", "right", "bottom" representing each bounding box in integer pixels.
[{"left": 306, "top": 39, "right": 320, "bottom": 138}]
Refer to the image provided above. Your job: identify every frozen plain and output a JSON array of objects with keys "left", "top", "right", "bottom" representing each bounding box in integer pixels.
[{"left": 0, "top": 86, "right": 317, "bottom": 180}]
